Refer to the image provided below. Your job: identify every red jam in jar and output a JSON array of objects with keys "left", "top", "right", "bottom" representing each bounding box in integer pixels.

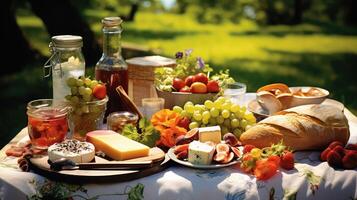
[{"left": 27, "top": 99, "right": 69, "bottom": 149}]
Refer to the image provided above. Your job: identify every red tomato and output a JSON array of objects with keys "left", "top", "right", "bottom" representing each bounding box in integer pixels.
[
  {"left": 172, "top": 78, "right": 186, "bottom": 91},
  {"left": 193, "top": 73, "right": 208, "bottom": 84},
  {"left": 207, "top": 80, "right": 220, "bottom": 93},
  {"left": 190, "top": 82, "right": 207, "bottom": 93},
  {"left": 93, "top": 84, "right": 107, "bottom": 99},
  {"left": 184, "top": 76, "right": 195, "bottom": 87}
]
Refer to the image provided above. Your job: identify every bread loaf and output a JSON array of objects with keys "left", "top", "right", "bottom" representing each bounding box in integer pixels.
[{"left": 240, "top": 104, "right": 350, "bottom": 150}]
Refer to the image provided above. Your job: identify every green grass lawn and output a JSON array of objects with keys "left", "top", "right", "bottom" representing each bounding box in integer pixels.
[{"left": 1, "top": 10, "right": 356, "bottom": 148}]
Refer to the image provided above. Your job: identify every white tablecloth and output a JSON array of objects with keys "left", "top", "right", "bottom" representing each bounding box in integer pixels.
[{"left": 1, "top": 94, "right": 357, "bottom": 200}]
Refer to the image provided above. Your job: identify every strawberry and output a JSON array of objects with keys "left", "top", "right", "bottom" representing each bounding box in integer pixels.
[
  {"left": 243, "top": 144, "right": 256, "bottom": 154},
  {"left": 92, "top": 84, "right": 106, "bottom": 99},
  {"left": 254, "top": 158, "right": 278, "bottom": 180},
  {"left": 327, "top": 150, "right": 342, "bottom": 168},
  {"left": 332, "top": 146, "right": 345, "bottom": 157},
  {"left": 268, "top": 155, "right": 281, "bottom": 166},
  {"left": 342, "top": 150, "right": 357, "bottom": 169},
  {"left": 345, "top": 144, "right": 357, "bottom": 151},
  {"left": 320, "top": 147, "right": 331, "bottom": 161},
  {"left": 328, "top": 141, "right": 343, "bottom": 149},
  {"left": 280, "top": 151, "right": 295, "bottom": 170}
]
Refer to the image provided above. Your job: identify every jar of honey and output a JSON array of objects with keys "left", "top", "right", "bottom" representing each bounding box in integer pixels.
[{"left": 107, "top": 112, "right": 138, "bottom": 133}]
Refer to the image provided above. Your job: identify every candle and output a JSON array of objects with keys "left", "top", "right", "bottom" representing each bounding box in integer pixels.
[{"left": 142, "top": 98, "right": 165, "bottom": 119}]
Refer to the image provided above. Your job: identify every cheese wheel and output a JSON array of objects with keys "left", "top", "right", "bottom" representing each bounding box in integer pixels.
[{"left": 48, "top": 139, "right": 95, "bottom": 163}]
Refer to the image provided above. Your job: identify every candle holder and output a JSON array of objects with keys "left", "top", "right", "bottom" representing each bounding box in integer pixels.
[
  {"left": 142, "top": 98, "right": 165, "bottom": 119},
  {"left": 223, "top": 82, "right": 247, "bottom": 104}
]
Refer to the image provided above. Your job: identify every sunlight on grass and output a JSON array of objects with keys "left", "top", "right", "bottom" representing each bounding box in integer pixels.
[{"left": 13, "top": 10, "right": 357, "bottom": 114}]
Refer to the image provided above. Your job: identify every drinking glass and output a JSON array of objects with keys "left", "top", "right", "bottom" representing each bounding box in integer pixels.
[
  {"left": 142, "top": 98, "right": 165, "bottom": 119},
  {"left": 223, "top": 82, "right": 247, "bottom": 104}
]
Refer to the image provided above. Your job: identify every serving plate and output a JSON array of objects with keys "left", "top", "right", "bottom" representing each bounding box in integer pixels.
[
  {"left": 248, "top": 98, "right": 344, "bottom": 122},
  {"left": 167, "top": 148, "right": 240, "bottom": 169},
  {"left": 28, "top": 147, "right": 171, "bottom": 183}
]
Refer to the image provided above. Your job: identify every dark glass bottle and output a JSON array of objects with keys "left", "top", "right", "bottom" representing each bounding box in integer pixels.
[{"left": 95, "top": 17, "right": 128, "bottom": 117}]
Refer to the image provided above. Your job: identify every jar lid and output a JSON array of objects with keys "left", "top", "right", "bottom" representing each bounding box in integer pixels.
[
  {"left": 126, "top": 56, "right": 176, "bottom": 67},
  {"left": 102, "top": 17, "right": 123, "bottom": 27},
  {"left": 51, "top": 35, "right": 83, "bottom": 48}
]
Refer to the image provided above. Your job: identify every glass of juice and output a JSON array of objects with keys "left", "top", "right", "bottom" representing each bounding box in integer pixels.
[{"left": 27, "top": 99, "right": 70, "bottom": 149}]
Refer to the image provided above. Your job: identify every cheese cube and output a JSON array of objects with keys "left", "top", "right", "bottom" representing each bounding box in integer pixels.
[
  {"left": 198, "top": 126, "right": 222, "bottom": 144},
  {"left": 188, "top": 141, "right": 215, "bottom": 165},
  {"left": 86, "top": 130, "right": 150, "bottom": 161}
]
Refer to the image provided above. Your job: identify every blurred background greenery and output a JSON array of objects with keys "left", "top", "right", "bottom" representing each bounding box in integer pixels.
[{"left": 1, "top": 0, "right": 357, "bottom": 148}]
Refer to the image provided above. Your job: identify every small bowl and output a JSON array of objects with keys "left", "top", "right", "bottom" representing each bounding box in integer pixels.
[
  {"left": 156, "top": 89, "right": 217, "bottom": 109},
  {"left": 255, "top": 86, "right": 329, "bottom": 115},
  {"left": 289, "top": 86, "right": 329, "bottom": 107}
]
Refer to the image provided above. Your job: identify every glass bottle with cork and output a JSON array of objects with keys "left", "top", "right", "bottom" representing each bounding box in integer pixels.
[{"left": 95, "top": 17, "right": 128, "bottom": 117}]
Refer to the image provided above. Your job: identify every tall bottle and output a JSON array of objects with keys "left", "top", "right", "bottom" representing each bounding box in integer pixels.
[{"left": 95, "top": 17, "right": 128, "bottom": 117}]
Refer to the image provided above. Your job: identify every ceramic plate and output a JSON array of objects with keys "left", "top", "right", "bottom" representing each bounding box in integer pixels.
[
  {"left": 247, "top": 99, "right": 269, "bottom": 121},
  {"left": 167, "top": 148, "right": 240, "bottom": 169}
]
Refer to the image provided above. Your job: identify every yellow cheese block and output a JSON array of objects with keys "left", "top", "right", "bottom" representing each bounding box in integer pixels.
[{"left": 86, "top": 130, "right": 150, "bottom": 161}]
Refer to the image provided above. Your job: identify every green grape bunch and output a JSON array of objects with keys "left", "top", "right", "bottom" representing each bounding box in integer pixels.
[
  {"left": 172, "top": 96, "right": 256, "bottom": 138},
  {"left": 65, "top": 76, "right": 107, "bottom": 137},
  {"left": 65, "top": 76, "right": 101, "bottom": 104}
]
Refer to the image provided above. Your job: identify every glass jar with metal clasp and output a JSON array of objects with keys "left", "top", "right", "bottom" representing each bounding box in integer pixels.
[{"left": 43, "top": 35, "right": 85, "bottom": 100}]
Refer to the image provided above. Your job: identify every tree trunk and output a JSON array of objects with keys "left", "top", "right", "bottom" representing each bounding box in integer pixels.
[
  {"left": 28, "top": 0, "right": 101, "bottom": 66},
  {"left": 121, "top": 3, "right": 139, "bottom": 22},
  {"left": 176, "top": 0, "right": 188, "bottom": 14},
  {"left": 292, "top": 0, "right": 303, "bottom": 24},
  {"left": 1, "top": 0, "right": 40, "bottom": 74},
  {"left": 343, "top": 0, "right": 357, "bottom": 26}
]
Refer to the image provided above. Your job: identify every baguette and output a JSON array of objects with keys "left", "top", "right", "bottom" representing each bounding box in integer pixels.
[{"left": 240, "top": 104, "right": 349, "bottom": 150}]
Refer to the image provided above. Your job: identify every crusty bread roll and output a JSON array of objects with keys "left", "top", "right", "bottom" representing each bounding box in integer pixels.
[{"left": 240, "top": 104, "right": 350, "bottom": 150}]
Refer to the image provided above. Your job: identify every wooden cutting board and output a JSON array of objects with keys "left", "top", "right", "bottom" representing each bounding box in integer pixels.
[{"left": 29, "top": 147, "right": 171, "bottom": 184}]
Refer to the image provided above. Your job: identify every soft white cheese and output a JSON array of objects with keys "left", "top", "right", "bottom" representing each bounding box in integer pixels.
[
  {"left": 188, "top": 141, "right": 215, "bottom": 165},
  {"left": 48, "top": 139, "right": 95, "bottom": 163},
  {"left": 198, "top": 126, "right": 222, "bottom": 144}
]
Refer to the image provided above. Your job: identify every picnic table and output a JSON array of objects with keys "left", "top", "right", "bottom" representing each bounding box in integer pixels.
[{"left": 1, "top": 93, "right": 357, "bottom": 200}]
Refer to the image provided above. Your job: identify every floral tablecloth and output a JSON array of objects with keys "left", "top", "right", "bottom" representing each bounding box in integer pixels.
[{"left": 1, "top": 94, "right": 357, "bottom": 200}]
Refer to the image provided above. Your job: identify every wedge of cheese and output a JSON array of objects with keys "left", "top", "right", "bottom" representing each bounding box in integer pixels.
[
  {"left": 198, "top": 126, "right": 222, "bottom": 144},
  {"left": 86, "top": 130, "right": 150, "bottom": 161}
]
